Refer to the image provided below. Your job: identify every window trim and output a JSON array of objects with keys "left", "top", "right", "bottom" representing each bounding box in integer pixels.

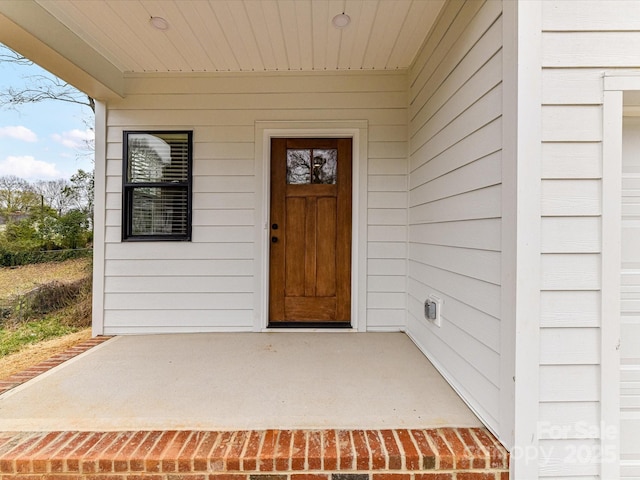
[{"left": 121, "top": 130, "right": 193, "bottom": 242}]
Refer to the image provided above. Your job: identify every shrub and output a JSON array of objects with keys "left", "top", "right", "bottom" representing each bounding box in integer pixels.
[
  {"left": 0, "top": 208, "right": 92, "bottom": 266},
  {"left": 8, "top": 275, "right": 91, "bottom": 325},
  {"left": 0, "top": 247, "right": 92, "bottom": 267}
]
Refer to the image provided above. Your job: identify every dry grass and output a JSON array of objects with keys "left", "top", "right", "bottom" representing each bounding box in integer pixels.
[
  {"left": 0, "top": 258, "right": 94, "bottom": 380},
  {"left": 0, "top": 257, "right": 93, "bottom": 367},
  {"left": 0, "top": 258, "right": 91, "bottom": 299},
  {"left": 0, "top": 328, "right": 91, "bottom": 379}
]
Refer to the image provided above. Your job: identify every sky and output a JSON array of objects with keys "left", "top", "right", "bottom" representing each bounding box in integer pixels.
[{"left": 0, "top": 46, "right": 94, "bottom": 182}]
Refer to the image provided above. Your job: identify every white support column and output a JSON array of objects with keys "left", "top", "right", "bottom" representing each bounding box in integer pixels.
[
  {"left": 502, "top": 0, "right": 542, "bottom": 477},
  {"left": 91, "top": 100, "right": 107, "bottom": 336}
]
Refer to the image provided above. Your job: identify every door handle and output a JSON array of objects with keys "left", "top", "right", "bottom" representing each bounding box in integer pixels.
[{"left": 271, "top": 236, "right": 278, "bottom": 243}]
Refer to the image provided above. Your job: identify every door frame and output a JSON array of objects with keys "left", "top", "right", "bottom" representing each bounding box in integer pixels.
[{"left": 254, "top": 121, "right": 368, "bottom": 332}]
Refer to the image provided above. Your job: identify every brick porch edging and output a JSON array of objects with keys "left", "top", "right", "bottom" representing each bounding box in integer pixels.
[
  {"left": 0, "top": 336, "right": 112, "bottom": 395},
  {"left": 0, "top": 339, "right": 509, "bottom": 478},
  {"left": 0, "top": 428, "right": 509, "bottom": 479}
]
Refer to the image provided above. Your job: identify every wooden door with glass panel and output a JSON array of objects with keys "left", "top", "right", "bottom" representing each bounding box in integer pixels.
[{"left": 269, "top": 138, "right": 352, "bottom": 326}]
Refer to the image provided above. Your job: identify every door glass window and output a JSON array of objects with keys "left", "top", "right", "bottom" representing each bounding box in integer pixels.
[
  {"left": 287, "top": 148, "right": 337, "bottom": 184},
  {"left": 286, "top": 149, "right": 311, "bottom": 184},
  {"left": 312, "top": 149, "right": 337, "bottom": 184}
]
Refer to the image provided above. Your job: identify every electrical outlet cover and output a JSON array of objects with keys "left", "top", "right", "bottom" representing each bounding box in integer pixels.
[{"left": 427, "top": 294, "right": 442, "bottom": 327}]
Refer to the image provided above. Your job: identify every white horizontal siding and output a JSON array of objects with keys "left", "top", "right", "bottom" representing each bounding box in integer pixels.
[
  {"left": 408, "top": 218, "right": 501, "bottom": 251},
  {"left": 409, "top": 185, "right": 502, "bottom": 224},
  {"left": 105, "top": 293, "right": 253, "bottom": 310},
  {"left": 409, "top": 0, "right": 488, "bottom": 93},
  {"left": 543, "top": 33, "right": 640, "bottom": 68},
  {"left": 406, "top": 304, "right": 500, "bottom": 388},
  {"left": 541, "top": 217, "right": 601, "bottom": 254},
  {"left": 103, "top": 70, "right": 407, "bottom": 333},
  {"left": 542, "top": 1, "right": 640, "bottom": 31},
  {"left": 541, "top": 180, "right": 601, "bottom": 216},
  {"left": 406, "top": 308, "right": 500, "bottom": 429},
  {"left": 406, "top": 0, "right": 504, "bottom": 437},
  {"left": 541, "top": 142, "right": 602, "bottom": 180},
  {"left": 367, "top": 126, "right": 408, "bottom": 329},
  {"left": 196, "top": 159, "right": 254, "bottom": 176},
  {"left": 538, "top": 402, "right": 600, "bottom": 439},
  {"left": 539, "top": 365, "right": 600, "bottom": 403},
  {"left": 368, "top": 242, "right": 406, "bottom": 259},
  {"left": 410, "top": 85, "right": 502, "bottom": 170},
  {"left": 104, "top": 276, "right": 253, "bottom": 293},
  {"left": 107, "top": 108, "right": 409, "bottom": 128},
  {"left": 368, "top": 191, "right": 406, "bottom": 209},
  {"left": 541, "top": 106, "right": 603, "bottom": 142},
  {"left": 540, "top": 328, "right": 600, "bottom": 365},
  {"left": 410, "top": 45, "right": 503, "bottom": 149},
  {"left": 538, "top": 2, "right": 640, "bottom": 477},
  {"left": 540, "top": 291, "right": 601, "bottom": 329},
  {"left": 109, "top": 92, "right": 407, "bottom": 111},
  {"left": 192, "top": 210, "right": 254, "bottom": 226},
  {"left": 105, "top": 243, "right": 254, "bottom": 260},
  {"left": 192, "top": 193, "right": 255, "bottom": 210},
  {"left": 105, "top": 259, "right": 253, "bottom": 276},
  {"left": 114, "top": 125, "right": 256, "bottom": 143},
  {"left": 409, "top": 243, "right": 501, "bottom": 285},
  {"left": 368, "top": 275, "right": 405, "bottom": 293},
  {"left": 408, "top": 261, "right": 501, "bottom": 319},
  {"left": 538, "top": 439, "right": 601, "bottom": 477},
  {"left": 103, "top": 310, "right": 253, "bottom": 333},
  {"left": 541, "top": 254, "right": 601, "bottom": 291},
  {"left": 408, "top": 276, "right": 500, "bottom": 349},
  {"left": 191, "top": 227, "right": 255, "bottom": 243},
  {"left": 410, "top": 117, "right": 502, "bottom": 182},
  {"left": 542, "top": 69, "right": 604, "bottom": 105},
  {"left": 409, "top": 151, "right": 502, "bottom": 204},
  {"left": 368, "top": 226, "right": 406, "bottom": 243}
]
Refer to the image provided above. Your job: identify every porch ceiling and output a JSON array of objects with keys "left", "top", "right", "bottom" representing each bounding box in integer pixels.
[{"left": 25, "top": 0, "right": 444, "bottom": 74}]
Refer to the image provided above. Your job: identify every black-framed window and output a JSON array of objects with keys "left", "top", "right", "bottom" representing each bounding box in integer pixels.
[{"left": 122, "top": 131, "right": 192, "bottom": 241}]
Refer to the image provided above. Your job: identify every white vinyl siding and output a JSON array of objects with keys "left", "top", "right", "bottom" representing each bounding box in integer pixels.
[
  {"left": 406, "top": 0, "right": 503, "bottom": 437},
  {"left": 103, "top": 71, "right": 407, "bottom": 334},
  {"left": 540, "top": 2, "right": 640, "bottom": 478}
]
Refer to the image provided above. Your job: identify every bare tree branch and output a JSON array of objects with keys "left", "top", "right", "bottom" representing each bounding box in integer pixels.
[
  {"left": 0, "top": 48, "right": 33, "bottom": 65},
  {"left": 0, "top": 45, "right": 95, "bottom": 113}
]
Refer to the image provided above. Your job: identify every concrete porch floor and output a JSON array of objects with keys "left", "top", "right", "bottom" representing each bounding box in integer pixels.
[{"left": 0, "top": 332, "right": 481, "bottom": 432}]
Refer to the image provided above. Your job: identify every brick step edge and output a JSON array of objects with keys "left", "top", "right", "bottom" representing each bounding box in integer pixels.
[
  {"left": 0, "top": 336, "right": 113, "bottom": 395},
  {"left": 0, "top": 474, "right": 509, "bottom": 480},
  {"left": 0, "top": 429, "right": 509, "bottom": 476}
]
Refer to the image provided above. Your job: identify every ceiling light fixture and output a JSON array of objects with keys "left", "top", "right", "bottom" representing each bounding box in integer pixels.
[
  {"left": 332, "top": 12, "right": 351, "bottom": 28},
  {"left": 149, "top": 16, "right": 169, "bottom": 31}
]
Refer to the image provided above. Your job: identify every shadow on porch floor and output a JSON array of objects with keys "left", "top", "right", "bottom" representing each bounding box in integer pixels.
[{"left": 0, "top": 332, "right": 509, "bottom": 479}]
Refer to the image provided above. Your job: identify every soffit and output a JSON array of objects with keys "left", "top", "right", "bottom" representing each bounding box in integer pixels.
[{"left": 35, "top": 0, "right": 444, "bottom": 73}]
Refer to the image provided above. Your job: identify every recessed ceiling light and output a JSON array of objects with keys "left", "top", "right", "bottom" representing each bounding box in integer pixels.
[
  {"left": 149, "top": 16, "right": 169, "bottom": 31},
  {"left": 332, "top": 13, "right": 351, "bottom": 28}
]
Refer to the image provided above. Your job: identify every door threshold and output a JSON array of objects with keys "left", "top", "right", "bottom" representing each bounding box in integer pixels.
[{"left": 268, "top": 322, "right": 352, "bottom": 329}]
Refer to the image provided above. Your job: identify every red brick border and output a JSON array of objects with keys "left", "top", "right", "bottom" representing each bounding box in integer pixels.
[
  {"left": 0, "top": 428, "right": 509, "bottom": 479},
  {"left": 0, "top": 338, "right": 510, "bottom": 478},
  {"left": 0, "top": 336, "right": 112, "bottom": 395}
]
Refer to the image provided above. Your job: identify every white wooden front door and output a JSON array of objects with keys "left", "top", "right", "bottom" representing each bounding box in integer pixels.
[{"left": 621, "top": 116, "right": 640, "bottom": 477}]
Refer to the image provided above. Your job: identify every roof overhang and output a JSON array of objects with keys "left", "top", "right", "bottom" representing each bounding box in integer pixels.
[
  {"left": 0, "top": 0, "right": 124, "bottom": 100},
  {"left": 0, "top": 0, "right": 445, "bottom": 102}
]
